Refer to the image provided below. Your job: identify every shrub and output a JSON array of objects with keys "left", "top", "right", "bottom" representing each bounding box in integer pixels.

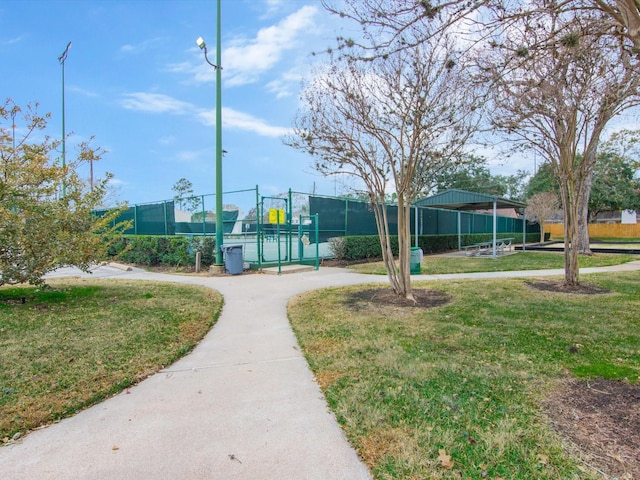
[
  {"left": 330, "top": 233, "right": 542, "bottom": 260},
  {"left": 104, "top": 235, "right": 216, "bottom": 267}
]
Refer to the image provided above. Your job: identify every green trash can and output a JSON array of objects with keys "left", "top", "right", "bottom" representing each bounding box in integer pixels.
[{"left": 410, "top": 247, "right": 423, "bottom": 274}]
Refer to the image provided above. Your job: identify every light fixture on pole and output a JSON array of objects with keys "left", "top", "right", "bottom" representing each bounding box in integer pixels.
[
  {"left": 58, "top": 41, "right": 72, "bottom": 198},
  {"left": 196, "top": 0, "right": 224, "bottom": 267}
]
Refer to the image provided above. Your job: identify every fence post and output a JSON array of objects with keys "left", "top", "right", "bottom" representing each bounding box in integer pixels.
[
  {"left": 314, "top": 213, "right": 319, "bottom": 270},
  {"left": 164, "top": 201, "right": 168, "bottom": 235},
  {"left": 201, "top": 195, "right": 206, "bottom": 236},
  {"left": 276, "top": 209, "right": 281, "bottom": 274},
  {"left": 256, "top": 187, "right": 262, "bottom": 270},
  {"left": 288, "top": 189, "right": 293, "bottom": 263},
  {"left": 523, "top": 209, "right": 527, "bottom": 251},
  {"left": 492, "top": 200, "right": 497, "bottom": 259},
  {"left": 414, "top": 205, "right": 418, "bottom": 247},
  {"left": 344, "top": 198, "right": 348, "bottom": 236}
]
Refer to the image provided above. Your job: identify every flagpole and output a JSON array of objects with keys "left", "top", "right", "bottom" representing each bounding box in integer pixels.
[{"left": 59, "top": 42, "right": 71, "bottom": 198}]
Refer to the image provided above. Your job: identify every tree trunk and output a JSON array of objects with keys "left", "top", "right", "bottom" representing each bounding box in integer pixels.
[
  {"left": 560, "top": 180, "right": 580, "bottom": 286},
  {"left": 371, "top": 198, "right": 403, "bottom": 295},
  {"left": 397, "top": 195, "right": 414, "bottom": 301},
  {"left": 577, "top": 169, "right": 593, "bottom": 255}
]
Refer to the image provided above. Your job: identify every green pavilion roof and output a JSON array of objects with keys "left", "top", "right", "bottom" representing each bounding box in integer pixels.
[{"left": 414, "top": 189, "right": 526, "bottom": 211}]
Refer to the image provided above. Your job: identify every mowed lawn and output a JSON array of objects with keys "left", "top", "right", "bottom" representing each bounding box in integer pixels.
[
  {"left": 288, "top": 270, "right": 640, "bottom": 479},
  {"left": 0, "top": 279, "right": 222, "bottom": 442},
  {"left": 347, "top": 251, "right": 639, "bottom": 275}
]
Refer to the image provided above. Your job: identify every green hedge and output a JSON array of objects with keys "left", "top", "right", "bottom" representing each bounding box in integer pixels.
[
  {"left": 105, "top": 236, "right": 216, "bottom": 267},
  {"left": 329, "top": 233, "right": 545, "bottom": 260},
  {"left": 105, "top": 232, "right": 548, "bottom": 266}
]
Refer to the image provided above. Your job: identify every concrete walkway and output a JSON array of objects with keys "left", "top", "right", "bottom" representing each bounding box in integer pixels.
[{"left": 1, "top": 261, "right": 639, "bottom": 479}]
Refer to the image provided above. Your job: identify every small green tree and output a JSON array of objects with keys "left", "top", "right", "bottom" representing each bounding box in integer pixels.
[
  {"left": 525, "top": 163, "right": 557, "bottom": 199},
  {"left": 171, "top": 178, "right": 201, "bottom": 213},
  {"left": 0, "top": 100, "right": 125, "bottom": 286},
  {"left": 589, "top": 150, "right": 640, "bottom": 220},
  {"left": 432, "top": 155, "right": 528, "bottom": 200}
]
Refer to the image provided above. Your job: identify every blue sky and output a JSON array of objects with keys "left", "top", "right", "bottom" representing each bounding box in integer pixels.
[
  {"left": 1, "top": 0, "right": 352, "bottom": 208},
  {"left": 3, "top": 0, "right": 637, "bottom": 211}
]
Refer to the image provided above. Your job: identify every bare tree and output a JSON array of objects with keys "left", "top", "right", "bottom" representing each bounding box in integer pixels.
[
  {"left": 323, "top": 0, "right": 640, "bottom": 55},
  {"left": 287, "top": 36, "right": 482, "bottom": 299},
  {"left": 323, "top": 0, "right": 640, "bottom": 255},
  {"left": 526, "top": 192, "right": 560, "bottom": 242},
  {"left": 484, "top": 8, "right": 640, "bottom": 285}
]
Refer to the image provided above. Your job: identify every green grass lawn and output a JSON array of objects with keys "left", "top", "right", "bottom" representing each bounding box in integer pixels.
[
  {"left": 288, "top": 271, "right": 640, "bottom": 479},
  {"left": 348, "top": 251, "right": 640, "bottom": 275},
  {"left": 0, "top": 279, "right": 222, "bottom": 442}
]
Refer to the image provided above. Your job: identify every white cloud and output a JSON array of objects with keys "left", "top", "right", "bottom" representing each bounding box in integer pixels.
[
  {"left": 120, "top": 92, "right": 194, "bottom": 114},
  {"left": 175, "top": 5, "right": 318, "bottom": 87},
  {"left": 108, "top": 177, "right": 126, "bottom": 186},
  {"left": 266, "top": 66, "right": 305, "bottom": 98},
  {"left": 224, "top": 5, "right": 318, "bottom": 86},
  {"left": 158, "top": 135, "right": 176, "bottom": 146},
  {"left": 176, "top": 150, "right": 204, "bottom": 163},
  {"left": 68, "top": 85, "right": 99, "bottom": 97},
  {"left": 119, "top": 37, "right": 164, "bottom": 54},
  {"left": 119, "top": 92, "right": 291, "bottom": 137},
  {"left": 198, "top": 107, "right": 291, "bottom": 137},
  {"left": 3, "top": 34, "right": 26, "bottom": 45}
]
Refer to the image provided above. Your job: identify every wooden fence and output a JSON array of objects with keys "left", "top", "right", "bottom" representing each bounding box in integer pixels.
[{"left": 544, "top": 223, "right": 640, "bottom": 238}]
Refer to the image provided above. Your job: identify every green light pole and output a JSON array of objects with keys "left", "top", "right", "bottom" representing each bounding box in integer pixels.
[
  {"left": 196, "top": 0, "right": 224, "bottom": 266},
  {"left": 58, "top": 41, "right": 72, "bottom": 198}
]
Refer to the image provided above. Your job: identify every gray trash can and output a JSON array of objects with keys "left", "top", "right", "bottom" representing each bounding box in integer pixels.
[
  {"left": 410, "top": 247, "right": 423, "bottom": 274},
  {"left": 221, "top": 244, "right": 243, "bottom": 275}
]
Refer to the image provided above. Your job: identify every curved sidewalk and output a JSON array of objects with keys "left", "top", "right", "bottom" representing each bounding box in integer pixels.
[{"left": 1, "top": 262, "right": 638, "bottom": 479}]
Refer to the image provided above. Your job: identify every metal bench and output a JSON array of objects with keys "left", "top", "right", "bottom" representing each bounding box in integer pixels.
[{"left": 461, "top": 238, "right": 515, "bottom": 256}]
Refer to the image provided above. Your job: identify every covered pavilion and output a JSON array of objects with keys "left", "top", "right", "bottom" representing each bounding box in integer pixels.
[{"left": 414, "top": 189, "right": 528, "bottom": 258}]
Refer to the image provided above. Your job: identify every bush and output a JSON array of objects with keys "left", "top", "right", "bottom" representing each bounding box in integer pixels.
[
  {"left": 330, "top": 233, "right": 542, "bottom": 260},
  {"left": 104, "top": 235, "right": 217, "bottom": 267}
]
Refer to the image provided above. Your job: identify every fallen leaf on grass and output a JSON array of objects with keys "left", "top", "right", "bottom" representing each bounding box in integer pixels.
[{"left": 438, "top": 449, "right": 454, "bottom": 469}]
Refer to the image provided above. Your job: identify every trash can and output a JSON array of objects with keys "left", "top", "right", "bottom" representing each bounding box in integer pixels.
[
  {"left": 221, "top": 244, "right": 244, "bottom": 275},
  {"left": 410, "top": 247, "right": 423, "bottom": 274}
]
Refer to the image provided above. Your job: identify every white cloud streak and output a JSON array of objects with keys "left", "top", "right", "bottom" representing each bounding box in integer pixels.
[
  {"left": 120, "top": 92, "right": 193, "bottom": 114},
  {"left": 119, "top": 37, "right": 164, "bottom": 54},
  {"left": 224, "top": 5, "right": 318, "bottom": 86},
  {"left": 120, "top": 92, "right": 290, "bottom": 137},
  {"left": 198, "top": 107, "right": 291, "bottom": 137},
  {"left": 169, "top": 5, "right": 319, "bottom": 87}
]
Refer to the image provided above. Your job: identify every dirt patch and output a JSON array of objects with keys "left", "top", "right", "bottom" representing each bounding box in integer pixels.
[
  {"left": 544, "top": 379, "right": 640, "bottom": 479},
  {"left": 346, "top": 287, "right": 451, "bottom": 309},
  {"left": 140, "top": 265, "right": 257, "bottom": 276},
  {"left": 526, "top": 279, "right": 610, "bottom": 295}
]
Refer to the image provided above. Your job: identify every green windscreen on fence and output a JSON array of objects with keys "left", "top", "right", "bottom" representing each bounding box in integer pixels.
[
  {"left": 175, "top": 210, "right": 239, "bottom": 235},
  {"left": 309, "top": 195, "right": 536, "bottom": 240},
  {"left": 95, "top": 200, "right": 176, "bottom": 235},
  {"left": 95, "top": 202, "right": 240, "bottom": 236}
]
